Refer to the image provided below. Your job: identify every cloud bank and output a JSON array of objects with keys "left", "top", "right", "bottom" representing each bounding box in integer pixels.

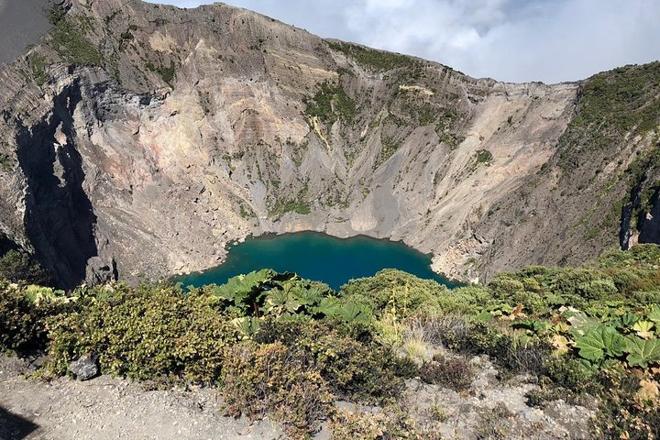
[{"left": 145, "top": 0, "right": 660, "bottom": 83}]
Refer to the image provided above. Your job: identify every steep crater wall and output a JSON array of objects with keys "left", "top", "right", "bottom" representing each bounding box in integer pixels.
[{"left": 0, "top": 0, "right": 657, "bottom": 287}]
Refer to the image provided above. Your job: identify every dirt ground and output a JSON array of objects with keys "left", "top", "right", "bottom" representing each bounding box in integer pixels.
[
  {"left": 0, "top": 356, "right": 284, "bottom": 440},
  {"left": 0, "top": 352, "right": 597, "bottom": 440}
]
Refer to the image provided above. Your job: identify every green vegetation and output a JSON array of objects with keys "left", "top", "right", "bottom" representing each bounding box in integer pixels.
[
  {"left": 1, "top": 245, "right": 658, "bottom": 438},
  {"left": 413, "top": 102, "right": 437, "bottom": 126},
  {"left": 304, "top": 81, "right": 356, "bottom": 125},
  {"left": 466, "top": 149, "right": 493, "bottom": 173},
  {"left": 435, "top": 108, "right": 465, "bottom": 148},
  {"left": 269, "top": 198, "right": 312, "bottom": 219},
  {"left": 146, "top": 60, "right": 177, "bottom": 86},
  {"left": 327, "top": 41, "right": 419, "bottom": 72},
  {"left": 28, "top": 54, "right": 48, "bottom": 86},
  {"left": 475, "top": 149, "right": 493, "bottom": 165},
  {"left": 0, "top": 153, "right": 12, "bottom": 171},
  {"left": 238, "top": 202, "right": 255, "bottom": 219},
  {"left": 48, "top": 12, "right": 103, "bottom": 66},
  {"left": 575, "top": 63, "right": 659, "bottom": 135},
  {"left": 0, "top": 250, "right": 51, "bottom": 285},
  {"left": 376, "top": 135, "right": 402, "bottom": 167},
  {"left": 0, "top": 281, "right": 71, "bottom": 352},
  {"left": 558, "top": 62, "right": 660, "bottom": 170}
]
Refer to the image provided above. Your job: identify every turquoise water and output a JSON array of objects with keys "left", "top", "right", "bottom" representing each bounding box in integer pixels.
[{"left": 176, "top": 232, "right": 455, "bottom": 290}]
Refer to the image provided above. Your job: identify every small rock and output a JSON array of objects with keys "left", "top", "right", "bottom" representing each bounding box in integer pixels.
[{"left": 68, "top": 354, "right": 99, "bottom": 381}]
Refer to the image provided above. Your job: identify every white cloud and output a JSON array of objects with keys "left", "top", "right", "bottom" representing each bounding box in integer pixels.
[{"left": 145, "top": 0, "right": 660, "bottom": 83}]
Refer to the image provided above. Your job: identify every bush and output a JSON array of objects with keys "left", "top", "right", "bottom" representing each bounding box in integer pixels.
[
  {"left": 0, "top": 250, "right": 51, "bottom": 285},
  {"left": 419, "top": 355, "right": 474, "bottom": 391},
  {"left": 330, "top": 407, "right": 431, "bottom": 440},
  {"left": 544, "top": 357, "right": 597, "bottom": 391},
  {"left": 595, "top": 367, "right": 660, "bottom": 440},
  {"left": 0, "top": 281, "right": 69, "bottom": 352},
  {"left": 221, "top": 342, "right": 333, "bottom": 438},
  {"left": 49, "top": 16, "right": 103, "bottom": 66},
  {"left": 308, "top": 331, "right": 406, "bottom": 403},
  {"left": 304, "top": 81, "right": 356, "bottom": 124},
  {"left": 255, "top": 319, "right": 406, "bottom": 404},
  {"left": 46, "top": 284, "right": 238, "bottom": 384},
  {"left": 340, "top": 269, "right": 450, "bottom": 320}
]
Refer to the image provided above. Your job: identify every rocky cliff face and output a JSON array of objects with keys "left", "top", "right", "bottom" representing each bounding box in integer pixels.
[{"left": 0, "top": 0, "right": 657, "bottom": 288}]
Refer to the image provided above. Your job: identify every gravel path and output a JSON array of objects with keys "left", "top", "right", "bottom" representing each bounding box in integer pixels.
[{"left": 0, "top": 356, "right": 284, "bottom": 440}]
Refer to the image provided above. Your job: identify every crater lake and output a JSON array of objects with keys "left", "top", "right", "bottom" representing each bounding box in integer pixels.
[{"left": 176, "top": 232, "right": 455, "bottom": 290}]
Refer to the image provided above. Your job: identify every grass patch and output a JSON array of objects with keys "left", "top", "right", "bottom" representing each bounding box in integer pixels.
[
  {"left": 435, "top": 108, "right": 465, "bottom": 148},
  {"left": 0, "top": 153, "right": 13, "bottom": 171},
  {"left": 375, "top": 135, "right": 402, "bottom": 168}
]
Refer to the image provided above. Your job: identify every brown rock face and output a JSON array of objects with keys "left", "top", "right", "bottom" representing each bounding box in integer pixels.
[{"left": 0, "top": 0, "right": 657, "bottom": 288}]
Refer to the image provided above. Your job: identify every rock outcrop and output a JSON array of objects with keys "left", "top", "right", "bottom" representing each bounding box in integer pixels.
[{"left": 0, "top": 0, "right": 657, "bottom": 287}]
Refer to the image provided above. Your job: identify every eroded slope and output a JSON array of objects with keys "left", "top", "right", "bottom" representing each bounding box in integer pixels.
[{"left": 0, "top": 0, "right": 657, "bottom": 287}]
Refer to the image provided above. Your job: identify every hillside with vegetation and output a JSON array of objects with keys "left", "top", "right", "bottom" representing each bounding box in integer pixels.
[
  {"left": 2, "top": 245, "right": 658, "bottom": 439},
  {"left": 0, "top": 0, "right": 656, "bottom": 290}
]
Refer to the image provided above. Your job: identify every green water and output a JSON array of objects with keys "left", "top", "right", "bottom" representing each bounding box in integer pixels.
[{"left": 176, "top": 232, "right": 455, "bottom": 290}]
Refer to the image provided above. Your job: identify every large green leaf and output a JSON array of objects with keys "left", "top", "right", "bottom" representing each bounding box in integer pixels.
[
  {"left": 512, "top": 319, "right": 550, "bottom": 334},
  {"left": 314, "top": 298, "right": 372, "bottom": 323},
  {"left": 575, "top": 325, "right": 627, "bottom": 362},
  {"left": 230, "top": 317, "right": 261, "bottom": 339},
  {"left": 616, "top": 313, "right": 639, "bottom": 329},
  {"left": 648, "top": 306, "right": 660, "bottom": 325},
  {"left": 264, "top": 290, "right": 303, "bottom": 317},
  {"left": 209, "top": 269, "right": 276, "bottom": 306},
  {"left": 632, "top": 321, "right": 655, "bottom": 339},
  {"left": 24, "top": 285, "right": 71, "bottom": 306},
  {"left": 625, "top": 337, "right": 660, "bottom": 368},
  {"left": 564, "top": 309, "right": 600, "bottom": 336}
]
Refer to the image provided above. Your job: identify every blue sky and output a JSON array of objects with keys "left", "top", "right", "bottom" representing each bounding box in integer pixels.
[{"left": 145, "top": 0, "right": 660, "bottom": 83}]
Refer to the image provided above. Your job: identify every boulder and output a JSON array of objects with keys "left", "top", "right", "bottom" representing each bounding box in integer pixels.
[{"left": 68, "top": 354, "right": 99, "bottom": 381}]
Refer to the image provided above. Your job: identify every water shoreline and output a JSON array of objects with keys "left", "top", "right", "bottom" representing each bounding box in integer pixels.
[{"left": 173, "top": 230, "right": 459, "bottom": 290}]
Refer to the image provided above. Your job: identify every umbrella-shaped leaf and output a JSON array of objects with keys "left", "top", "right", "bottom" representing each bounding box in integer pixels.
[
  {"left": 210, "top": 269, "right": 276, "bottom": 306},
  {"left": 632, "top": 321, "right": 655, "bottom": 339},
  {"left": 625, "top": 337, "right": 660, "bottom": 368},
  {"left": 648, "top": 306, "right": 660, "bottom": 325},
  {"left": 575, "top": 326, "right": 626, "bottom": 362}
]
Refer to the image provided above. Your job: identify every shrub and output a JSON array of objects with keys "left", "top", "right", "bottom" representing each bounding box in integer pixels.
[
  {"left": 544, "top": 357, "right": 597, "bottom": 391},
  {"left": 255, "top": 319, "right": 406, "bottom": 404},
  {"left": 46, "top": 284, "right": 238, "bottom": 384},
  {"left": 327, "top": 41, "right": 418, "bottom": 72},
  {"left": 0, "top": 250, "right": 51, "bottom": 285},
  {"left": 591, "top": 365, "right": 660, "bottom": 440},
  {"left": 340, "top": 269, "right": 450, "bottom": 320},
  {"left": 304, "top": 81, "right": 356, "bottom": 124},
  {"left": 49, "top": 16, "right": 103, "bottom": 66},
  {"left": 330, "top": 407, "right": 430, "bottom": 440},
  {"left": 146, "top": 61, "right": 176, "bottom": 86},
  {"left": 221, "top": 342, "right": 333, "bottom": 438},
  {"left": 419, "top": 355, "right": 474, "bottom": 391},
  {"left": 309, "top": 331, "right": 406, "bottom": 403},
  {"left": 0, "top": 281, "right": 69, "bottom": 352},
  {"left": 475, "top": 149, "right": 493, "bottom": 165}
]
